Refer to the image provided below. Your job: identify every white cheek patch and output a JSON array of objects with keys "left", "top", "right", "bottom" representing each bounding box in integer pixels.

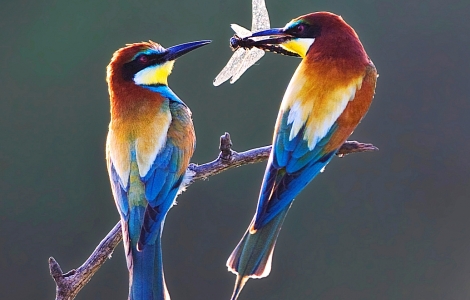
[{"left": 298, "top": 38, "right": 315, "bottom": 53}]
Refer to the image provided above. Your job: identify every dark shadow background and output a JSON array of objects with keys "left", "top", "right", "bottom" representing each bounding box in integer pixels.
[{"left": 1, "top": 0, "right": 469, "bottom": 299}]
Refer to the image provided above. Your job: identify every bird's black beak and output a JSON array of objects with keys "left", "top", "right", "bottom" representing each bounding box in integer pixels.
[
  {"left": 164, "top": 40, "right": 211, "bottom": 61},
  {"left": 244, "top": 28, "right": 294, "bottom": 47},
  {"left": 250, "top": 28, "right": 288, "bottom": 38}
]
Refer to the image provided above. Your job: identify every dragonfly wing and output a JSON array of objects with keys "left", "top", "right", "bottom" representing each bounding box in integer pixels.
[
  {"left": 231, "top": 24, "right": 252, "bottom": 38},
  {"left": 251, "top": 0, "right": 270, "bottom": 32},
  {"left": 230, "top": 48, "right": 264, "bottom": 84},
  {"left": 213, "top": 48, "right": 247, "bottom": 86}
]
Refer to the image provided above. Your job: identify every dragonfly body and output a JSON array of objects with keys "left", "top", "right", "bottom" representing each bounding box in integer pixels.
[{"left": 230, "top": 34, "right": 300, "bottom": 57}]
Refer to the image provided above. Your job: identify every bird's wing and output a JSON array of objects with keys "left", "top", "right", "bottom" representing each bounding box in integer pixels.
[
  {"left": 250, "top": 62, "right": 372, "bottom": 230},
  {"left": 137, "top": 92, "right": 193, "bottom": 248},
  {"left": 252, "top": 110, "right": 338, "bottom": 230},
  {"left": 108, "top": 159, "right": 129, "bottom": 221},
  {"left": 138, "top": 138, "right": 184, "bottom": 246}
]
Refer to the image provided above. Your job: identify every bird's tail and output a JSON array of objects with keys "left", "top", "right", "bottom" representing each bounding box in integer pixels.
[
  {"left": 123, "top": 219, "right": 170, "bottom": 300},
  {"left": 226, "top": 205, "right": 291, "bottom": 300}
]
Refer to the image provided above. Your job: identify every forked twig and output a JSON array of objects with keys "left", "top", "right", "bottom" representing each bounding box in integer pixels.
[{"left": 49, "top": 133, "right": 378, "bottom": 300}]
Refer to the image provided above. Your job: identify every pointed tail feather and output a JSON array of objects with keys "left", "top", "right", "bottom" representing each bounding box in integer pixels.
[
  {"left": 126, "top": 221, "right": 170, "bottom": 300},
  {"left": 230, "top": 275, "right": 249, "bottom": 300},
  {"left": 227, "top": 205, "right": 291, "bottom": 300}
]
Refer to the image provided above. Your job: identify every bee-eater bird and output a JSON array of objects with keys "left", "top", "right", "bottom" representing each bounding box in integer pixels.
[
  {"left": 106, "top": 39, "right": 210, "bottom": 300},
  {"left": 226, "top": 12, "right": 377, "bottom": 299}
]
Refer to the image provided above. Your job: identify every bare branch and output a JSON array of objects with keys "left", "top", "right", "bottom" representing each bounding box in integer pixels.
[
  {"left": 49, "top": 223, "right": 122, "bottom": 300},
  {"left": 188, "top": 132, "right": 378, "bottom": 181},
  {"left": 49, "top": 133, "right": 377, "bottom": 299}
]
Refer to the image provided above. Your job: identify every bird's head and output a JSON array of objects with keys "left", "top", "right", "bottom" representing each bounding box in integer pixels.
[
  {"left": 248, "top": 12, "right": 360, "bottom": 58},
  {"left": 107, "top": 40, "right": 211, "bottom": 87}
]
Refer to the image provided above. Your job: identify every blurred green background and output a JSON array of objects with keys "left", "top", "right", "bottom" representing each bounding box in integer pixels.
[{"left": 1, "top": 0, "right": 469, "bottom": 299}]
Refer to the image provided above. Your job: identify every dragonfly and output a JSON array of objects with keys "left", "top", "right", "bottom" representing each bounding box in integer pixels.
[
  {"left": 213, "top": 0, "right": 300, "bottom": 86},
  {"left": 213, "top": 0, "right": 271, "bottom": 86}
]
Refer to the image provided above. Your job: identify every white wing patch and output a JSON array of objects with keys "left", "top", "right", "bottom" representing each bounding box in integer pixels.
[
  {"left": 303, "top": 83, "right": 358, "bottom": 149},
  {"left": 106, "top": 129, "right": 131, "bottom": 188},
  {"left": 287, "top": 102, "right": 307, "bottom": 141},
  {"left": 177, "top": 168, "right": 196, "bottom": 196},
  {"left": 135, "top": 109, "right": 171, "bottom": 178},
  {"left": 283, "top": 70, "right": 364, "bottom": 150}
]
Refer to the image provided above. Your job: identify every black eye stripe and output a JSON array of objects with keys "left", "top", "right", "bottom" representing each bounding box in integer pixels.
[
  {"left": 121, "top": 53, "right": 163, "bottom": 81},
  {"left": 293, "top": 24, "right": 305, "bottom": 34},
  {"left": 138, "top": 54, "right": 149, "bottom": 63},
  {"left": 287, "top": 23, "right": 322, "bottom": 38}
]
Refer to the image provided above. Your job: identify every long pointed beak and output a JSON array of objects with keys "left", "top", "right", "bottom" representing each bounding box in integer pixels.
[
  {"left": 246, "top": 28, "right": 294, "bottom": 47},
  {"left": 164, "top": 40, "right": 211, "bottom": 61},
  {"left": 250, "top": 28, "right": 288, "bottom": 38}
]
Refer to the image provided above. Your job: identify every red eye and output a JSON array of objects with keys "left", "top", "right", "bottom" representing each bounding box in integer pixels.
[
  {"left": 294, "top": 24, "right": 305, "bottom": 34},
  {"left": 138, "top": 55, "right": 149, "bottom": 63}
]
